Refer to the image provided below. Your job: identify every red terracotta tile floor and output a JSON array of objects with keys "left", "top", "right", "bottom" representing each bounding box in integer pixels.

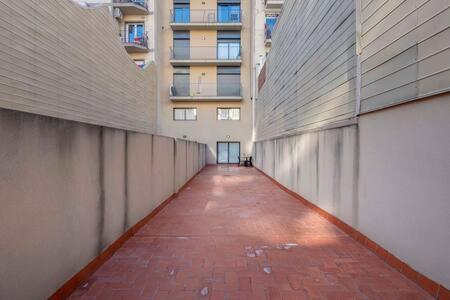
[{"left": 70, "top": 165, "right": 432, "bottom": 300}]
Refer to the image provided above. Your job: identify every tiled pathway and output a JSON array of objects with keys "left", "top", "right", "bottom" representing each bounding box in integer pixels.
[{"left": 70, "top": 166, "right": 431, "bottom": 299}]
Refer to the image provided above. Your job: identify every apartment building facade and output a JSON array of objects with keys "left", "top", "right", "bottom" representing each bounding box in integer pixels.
[
  {"left": 156, "top": 0, "right": 253, "bottom": 164},
  {"left": 77, "top": 0, "right": 155, "bottom": 66},
  {"left": 254, "top": 0, "right": 283, "bottom": 61}
]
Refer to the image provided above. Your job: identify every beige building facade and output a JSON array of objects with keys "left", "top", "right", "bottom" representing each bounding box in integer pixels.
[{"left": 155, "top": 0, "right": 253, "bottom": 164}]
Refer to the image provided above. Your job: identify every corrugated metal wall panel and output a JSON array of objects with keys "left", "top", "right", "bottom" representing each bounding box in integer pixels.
[
  {"left": 0, "top": 0, "right": 157, "bottom": 133},
  {"left": 360, "top": 0, "right": 450, "bottom": 112},
  {"left": 255, "top": 0, "right": 357, "bottom": 141}
]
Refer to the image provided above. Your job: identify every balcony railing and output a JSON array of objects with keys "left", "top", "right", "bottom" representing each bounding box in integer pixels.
[
  {"left": 170, "top": 8, "right": 241, "bottom": 23},
  {"left": 170, "top": 45, "right": 241, "bottom": 60},
  {"left": 119, "top": 30, "right": 149, "bottom": 49},
  {"left": 170, "top": 83, "right": 242, "bottom": 98},
  {"left": 113, "top": 0, "right": 148, "bottom": 10}
]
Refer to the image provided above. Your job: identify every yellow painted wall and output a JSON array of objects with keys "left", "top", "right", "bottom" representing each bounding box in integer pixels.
[
  {"left": 191, "top": 0, "right": 217, "bottom": 10},
  {"left": 191, "top": 0, "right": 217, "bottom": 23},
  {"left": 191, "top": 30, "right": 217, "bottom": 59},
  {"left": 190, "top": 66, "right": 217, "bottom": 96}
]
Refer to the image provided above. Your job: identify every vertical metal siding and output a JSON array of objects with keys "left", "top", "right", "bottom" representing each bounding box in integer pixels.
[
  {"left": 360, "top": 0, "right": 450, "bottom": 113},
  {"left": 255, "top": 0, "right": 357, "bottom": 141},
  {"left": 0, "top": 0, "right": 157, "bottom": 133}
]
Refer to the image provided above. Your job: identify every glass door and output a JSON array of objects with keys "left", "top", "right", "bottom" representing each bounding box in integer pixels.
[
  {"left": 217, "top": 142, "right": 229, "bottom": 164},
  {"left": 217, "top": 142, "right": 240, "bottom": 164},
  {"left": 228, "top": 143, "right": 240, "bottom": 163}
]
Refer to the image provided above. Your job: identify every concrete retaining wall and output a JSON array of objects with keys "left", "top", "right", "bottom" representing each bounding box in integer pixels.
[
  {"left": 254, "top": 93, "right": 450, "bottom": 289},
  {"left": 0, "top": 108, "right": 206, "bottom": 300}
]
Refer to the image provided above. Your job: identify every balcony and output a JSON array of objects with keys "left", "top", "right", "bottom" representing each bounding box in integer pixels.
[
  {"left": 170, "top": 46, "right": 242, "bottom": 66},
  {"left": 170, "top": 83, "right": 243, "bottom": 102},
  {"left": 119, "top": 31, "right": 150, "bottom": 53},
  {"left": 170, "top": 9, "right": 242, "bottom": 30},
  {"left": 113, "top": 0, "right": 149, "bottom": 15},
  {"left": 265, "top": 0, "right": 283, "bottom": 10}
]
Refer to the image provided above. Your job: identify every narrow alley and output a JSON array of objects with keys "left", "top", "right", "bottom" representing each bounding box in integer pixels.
[{"left": 69, "top": 166, "right": 431, "bottom": 299}]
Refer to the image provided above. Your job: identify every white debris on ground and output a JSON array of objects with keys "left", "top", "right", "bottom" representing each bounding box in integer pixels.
[
  {"left": 200, "top": 287, "right": 209, "bottom": 296},
  {"left": 255, "top": 249, "right": 264, "bottom": 256},
  {"left": 245, "top": 243, "right": 298, "bottom": 260},
  {"left": 276, "top": 243, "right": 298, "bottom": 250},
  {"left": 245, "top": 246, "right": 256, "bottom": 258},
  {"left": 263, "top": 266, "right": 272, "bottom": 274}
]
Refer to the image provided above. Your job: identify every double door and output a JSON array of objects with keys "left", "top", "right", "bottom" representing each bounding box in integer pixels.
[{"left": 217, "top": 142, "right": 240, "bottom": 164}]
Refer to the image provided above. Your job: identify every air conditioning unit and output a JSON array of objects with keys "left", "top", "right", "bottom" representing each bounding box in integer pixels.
[{"left": 113, "top": 8, "right": 123, "bottom": 20}]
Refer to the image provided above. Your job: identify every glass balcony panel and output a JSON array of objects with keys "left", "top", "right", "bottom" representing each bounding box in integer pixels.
[
  {"left": 171, "top": 8, "right": 241, "bottom": 23},
  {"left": 171, "top": 46, "right": 241, "bottom": 60},
  {"left": 173, "top": 41, "right": 190, "bottom": 59},
  {"left": 172, "top": 83, "right": 242, "bottom": 97},
  {"left": 218, "top": 5, "right": 241, "bottom": 23},
  {"left": 217, "top": 43, "right": 240, "bottom": 59}
]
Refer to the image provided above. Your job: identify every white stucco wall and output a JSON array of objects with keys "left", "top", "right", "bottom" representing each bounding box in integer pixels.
[
  {"left": 0, "top": 109, "right": 207, "bottom": 300},
  {"left": 358, "top": 93, "right": 450, "bottom": 288},
  {"left": 254, "top": 93, "right": 450, "bottom": 289}
]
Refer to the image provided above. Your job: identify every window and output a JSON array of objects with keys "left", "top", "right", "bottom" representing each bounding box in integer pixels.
[
  {"left": 173, "top": 67, "right": 190, "bottom": 96},
  {"left": 265, "top": 15, "right": 278, "bottom": 39},
  {"left": 134, "top": 60, "right": 145, "bottom": 68},
  {"left": 218, "top": 0, "right": 241, "bottom": 23},
  {"left": 174, "top": 108, "right": 197, "bottom": 120},
  {"left": 126, "top": 23, "right": 145, "bottom": 45},
  {"left": 217, "top": 108, "right": 240, "bottom": 120},
  {"left": 173, "top": 0, "right": 190, "bottom": 23},
  {"left": 217, "top": 31, "right": 240, "bottom": 59},
  {"left": 173, "top": 31, "right": 190, "bottom": 59},
  {"left": 217, "top": 67, "right": 241, "bottom": 96}
]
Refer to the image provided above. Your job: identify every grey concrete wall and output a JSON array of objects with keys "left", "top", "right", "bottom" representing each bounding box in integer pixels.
[
  {"left": 254, "top": 93, "right": 450, "bottom": 289},
  {"left": 0, "top": 108, "right": 206, "bottom": 300}
]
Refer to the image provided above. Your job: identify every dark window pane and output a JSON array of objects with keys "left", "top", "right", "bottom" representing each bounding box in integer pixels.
[
  {"left": 173, "top": 74, "right": 190, "bottom": 96},
  {"left": 217, "top": 74, "right": 240, "bottom": 96},
  {"left": 173, "top": 31, "right": 190, "bottom": 39},
  {"left": 217, "top": 31, "right": 241, "bottom": 39},
  {"left": 218, "top": 66, "right": 241, "bottom": 74},
  {"left": 173, "top": 67, "right": 190, "bottom": 74}
]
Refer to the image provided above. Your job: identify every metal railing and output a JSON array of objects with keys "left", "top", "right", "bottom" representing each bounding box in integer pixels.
[
  {"left": 119, "top": 30, "right": 149, "bottom": 48},
  {"left": 170, "top": 83, "right": 242, "bottom": 97},
  {"left": 170, "top": 45, "right": 241, "bottom": 60},
  {"left": 113, "top": 0, "right": 148, "bottom": 9},
  {"left": 170, "top": 8, "right": 241, "bottom": 23}
]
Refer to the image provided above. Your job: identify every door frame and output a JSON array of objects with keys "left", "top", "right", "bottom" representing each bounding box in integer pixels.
[{"left": 216, "top": 141, "right": 240, "bottom": 164}]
